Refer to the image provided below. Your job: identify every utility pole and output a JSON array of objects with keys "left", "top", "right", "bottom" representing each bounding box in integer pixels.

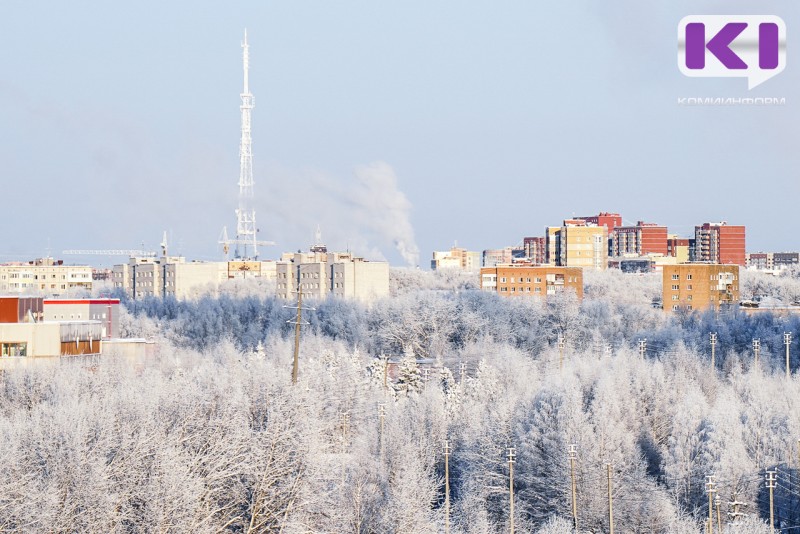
[
  {"left": 444, "top": 440, "right": 451, "bottom": 534},
  {"left": 422, "top": 367, "right": 430, "bottom": 388},
  {"left": 785, "top": 332, "right": 792, "bottom": 378},
  {"left": 285, "top": 266, "right": 315, "bottom": 385},
  {"left": 460, "top": 361, "right": 466, "bottom": 384},
  {"left": 606, "top": 463, "right": 614, "bottom": 534},
  {"left": 710, "top": 332, "right": 717, "bottom": 370},
  {"left": 766, "top": 469, "right": 776, "bottom": 531},
  {"left": 714, "top": 493, "right": 722, "bottom": 534},
  {"left": 705, "top": 475, "right": 716, "bottom": 534},
  {"left": 508, "top": 447, "right": 516, "bottom": 534},
  {"left": 604, "top": 344, "right": 612, "bottom": 359},
  {"left": 569, "top": 444, "right": 578, "bottom": 531},
  {"left": 382, "top": 353, "right": 389, "bottom": 391},
  {"left": 638, "top": 338, "right": 647, "bottom": 360},
  {"left": 727, "top": 491, "right": 746, "bottom": 522},
  {"left": 753, "top": 338, "right": 761, "bottom": 371},
  {"left": 378, "top": 403, "right": 386, "bottom": 458},
  {"left": 558, "top": 335, "right": 565, "bottom": 371}
]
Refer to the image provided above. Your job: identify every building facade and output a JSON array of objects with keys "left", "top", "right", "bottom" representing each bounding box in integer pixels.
[
  {"left": 667, "top": 236, "right": 691, "bottom": 263},
  {"left": 431, "top": 247, "right": 482, "bottom": 271},
  {"left": 522, "top": 236, "right": 547, "bottom": 264},
  {"left": 276, "top": 250, "right": 389, "bottom": 303},
  {"left": 0, "top": 258, "right": 92, "bottom": 296},
  {"left": 480, "top": 265, "right": 583, "bottom": 299},
  {"left": 42, "top": 299, "right": 120, "bottom": 339},
  {"left": 693, "top": 222, "right": 746, "bottom": 266},
  {"left": 559, "top": 221, "right": 608, "bottom": 270},
  {"left": 612, "top": 222, "right": 668, "bottom": 257},
  {"left": 113, "top": 256, "right": 276, "bottom": 299},
  {"left": 662, "top": 264, "right": 739, "bottom": 312}
]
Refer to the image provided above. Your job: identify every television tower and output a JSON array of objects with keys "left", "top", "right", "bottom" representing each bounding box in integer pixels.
[{"left": 220, "top": 29, "right": 273, "bottom": 260}]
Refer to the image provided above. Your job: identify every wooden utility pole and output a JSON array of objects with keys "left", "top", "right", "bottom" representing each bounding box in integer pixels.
[
  {"left": 292, "top": 288, "right": 303, "bottom": 385},
  {"left": 444, "top": 440, "right": 451, "bottom": 534},
  {"left": 727, "top": 491, "right": 747, "bottom": 522},
  {"left": 710, "top": 332, "right": 717, "bottom": 370},
  {"left": 606, "top": 463, "right": 614, "bottom": 534},
  {"left": 753, "top": 338, "right": 761, "bottom": 370},
  {"left": 508, "top": 447, "right": 516, "bottom": 534},
  {"left": 714, "top": 493, "right": 722, "bottom": 534},
  {"left": 638, "top": 338, "right": 646, "bottom": 360},
  {"left": 460, "top": 361, "right": 466, "bottom": 384},
  {"left": 378, "top": 403, "right": 386, "bottom": 458},
  {"left": 382, "top": 353, "right": 389, "bottom": 391},
  {"left": 569, "top": 444, "right": 578, "bottom": 531},
  {"left": 705, "top": 475, "right": 716, "bottom": 534},
  {"left": 766, "top": 469, "right": 777, "bottom": 531},
  {"left": 785, "top": 332, "right": 792, "bottom": 378},
  {"left": 558, "top": 335, "right": 565, "bottom": 371}
]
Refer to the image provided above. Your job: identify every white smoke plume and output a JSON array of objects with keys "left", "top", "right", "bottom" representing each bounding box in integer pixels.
[
  {"left": 259, "top": 161, "right": 420, "bottom": 267},
  {"left": 348, "top": 162, "right": 420, "bottom": 267}
]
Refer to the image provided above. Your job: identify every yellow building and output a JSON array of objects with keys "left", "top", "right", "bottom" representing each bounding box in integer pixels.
[
  {"left": 662, "top": 264, "right": 739, "bottom": 312},
  {"left": 480, "top": 265, "right": 583, "bottom": 299},
  {"left": 559, "top": 221, "right": 608, "bottom": 270},
  {"left": 0, "top": 258, "right": 92, "bottom": 296}
]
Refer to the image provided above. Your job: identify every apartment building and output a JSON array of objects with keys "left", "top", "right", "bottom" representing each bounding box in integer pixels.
[
  {"left": 662, "top": 264, "right": 739, "bottom": 312},
  {"left": 276, "top": 250, "right": 389, "bottom": 303},
  {"left": 746, "top": 252, "right": 800, "bottom": 270},
  {"left": 113, "top": 256, "right": 276, "bottom": 299},
  {"left": 522, "top": 237, "right": 547, "bottom": 264},
  {"left": 0, "top": 258, "right": 92, "bottom": 296},
  {"left": 559, "top": 221, "right": 608, "bottom": 270},
  {"left": 692, "top": 222, "right": 746, "bottom": 266},
  {"left": 431, "top": 246, "right": 482, "bottom": 271},
  {"left": 480, "top": 265, "right": 583, "bottom": 299},
  {"left": 482, "top": 247, "right": 525, "bottom": 268},
  {"left": 612, "top": 222, "right": 668, "bottom": 257}
]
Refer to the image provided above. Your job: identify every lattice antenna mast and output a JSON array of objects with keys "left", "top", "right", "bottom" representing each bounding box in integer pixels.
[{"left": 235, "top": 29, "right": 257, "bottom": 259}]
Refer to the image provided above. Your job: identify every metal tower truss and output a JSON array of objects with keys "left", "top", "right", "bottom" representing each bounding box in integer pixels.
[{"left": 220, "top": 29, "right": 273, "bottom": 260}]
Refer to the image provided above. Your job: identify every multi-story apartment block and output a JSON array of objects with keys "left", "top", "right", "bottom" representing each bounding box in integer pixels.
[
  {"left": 576, "top": 212, "right": 622, "bottom": 233},
  {"left": 746, "top": 252, "right": 800, "bottom": 270},
  {"left": 0, "top": 258, "right": 92, "bottom": 296},
  {"left": 612, "top": 222, "right": 668, "bottom": 257},
  {"left": 692, "top": 222, "right": 746, "bottom": 266},
  {"left": 559, "top": 220, "right": 608, "bottom": 270},
  {"left": 662, "top": 264, "right": 739, "bottom": 312},
  {"left": 480, "top": 265, "right": 583, "bottom": 299},
  {"left": 113, "top": 256, "right": 276, "bottom": 299},
  {"left": 431, "top": 246, "right": 482, "bottom": 271},
  {"left": 276, "top": 250, "right": 389, "bottom": 303},
  {"left": 522, "top": 237, "right": 547, "bottom": 264}
]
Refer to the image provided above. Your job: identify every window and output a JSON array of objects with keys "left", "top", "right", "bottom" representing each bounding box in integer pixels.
[
  {"left": 687, "top": 295, "right": 693, "bottom": 301},
  {"left": 672, "top": 295, "right": 678, "bottom": 301},
  {"left": 687, "top": 285, "right": 692, "bottom": 290},
  {"left": 672, "top": 274, "right": 679, "bottom": 280},
  {"left": 0, "top": 343, "right": 27, "bottom": 357},
  {"left": 534, "top": 287, "right": 541, "bottom": 293},
  {"left": 687, "top": 274, "right": 693, "bottom": 280},
  {"left": 687, "top": 305, "right": 693, "bottom": 310},
  {"left": 673, "top": 305, "right": 679, "bottom": 310},
  {"left": 671, "top": 285, "right": 679, "bottom": 290},
  {"left": 501, "top": 277, "right": 506, "bottom": 283}
]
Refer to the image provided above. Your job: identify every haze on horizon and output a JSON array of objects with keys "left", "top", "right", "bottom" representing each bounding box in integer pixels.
[{"left": 0, "top": 1, "right": 796, "bottom": 267}]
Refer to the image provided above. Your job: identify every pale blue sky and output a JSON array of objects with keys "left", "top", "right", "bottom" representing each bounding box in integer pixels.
[{"left": 0, "top": 1, "right": 796, "bottom": 266}]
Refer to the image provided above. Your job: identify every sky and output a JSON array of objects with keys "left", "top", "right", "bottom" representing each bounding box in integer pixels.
[{"left": 0, "top": 1, "right": 797, "bottom": 267}]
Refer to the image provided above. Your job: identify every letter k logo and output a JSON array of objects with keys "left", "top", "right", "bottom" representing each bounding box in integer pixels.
[{"left": 686, "top": 22, "right": 748, "bottom": 69}]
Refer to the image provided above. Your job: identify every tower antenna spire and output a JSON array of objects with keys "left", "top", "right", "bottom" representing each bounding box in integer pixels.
[{"left": 220, "top": 29, "right": 273, "bottom": 260}]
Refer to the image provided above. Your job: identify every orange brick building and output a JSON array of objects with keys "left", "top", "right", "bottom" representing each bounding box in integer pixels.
[
  {"left": 480, "top": 265, "right": 583, "bottom": 299},
  {"left": 693, "top": 222, "right": 746, "bottom": 266},
  {"left": 662, "top": 264, "right": 739, "bottom": 312},
  {"left": 612, "top": 222, "right": 668, "bottom": 256}
]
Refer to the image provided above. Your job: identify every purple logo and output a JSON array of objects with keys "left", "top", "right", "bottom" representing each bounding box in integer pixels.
[{"left": 678, "top": 16, "right": 786, "bottom": 89}]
